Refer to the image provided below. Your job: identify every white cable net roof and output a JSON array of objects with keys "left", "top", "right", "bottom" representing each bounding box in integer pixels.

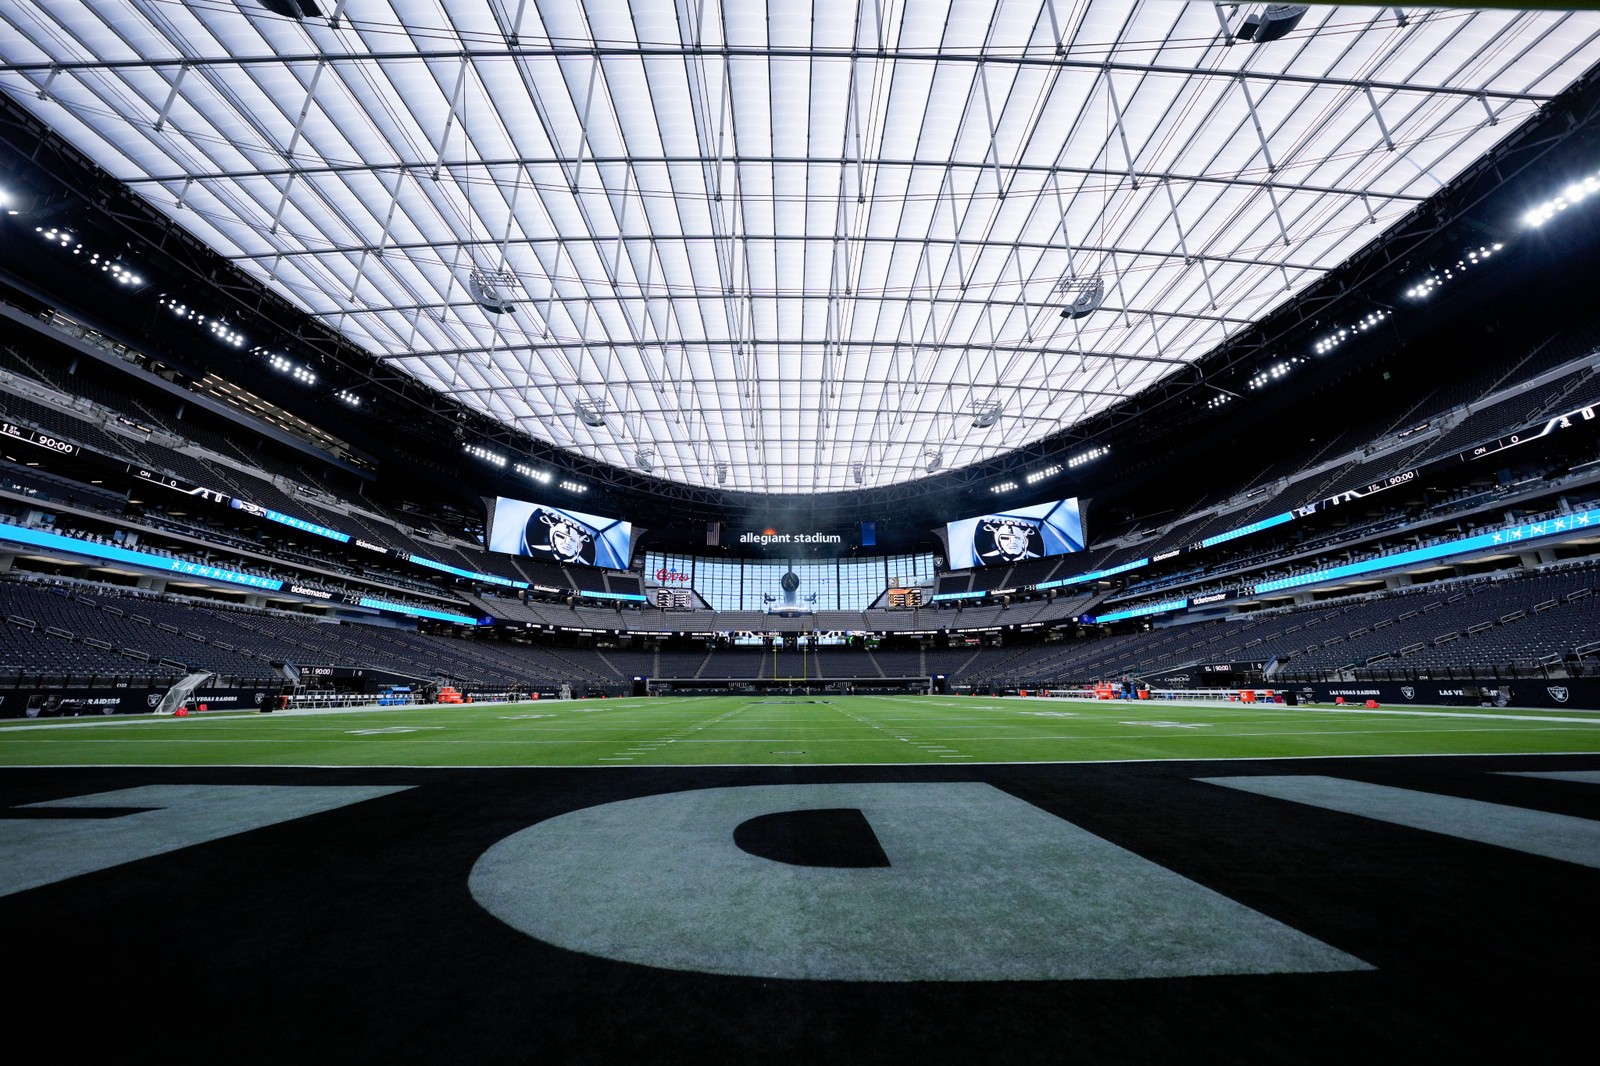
[{"left": 5, "top": 1, "right": 1600, "bottom": 492}]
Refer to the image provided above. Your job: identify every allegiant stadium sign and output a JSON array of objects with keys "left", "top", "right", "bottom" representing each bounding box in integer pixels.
[{"left": 739, "top": 531, "right": 843, "bottom": 545}]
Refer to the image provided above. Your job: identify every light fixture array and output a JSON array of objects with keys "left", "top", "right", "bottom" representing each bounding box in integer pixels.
[
  {"left": 990, "top": 480, "right": 1018, "bottom": 494},
  {"left": 1246, "top": 357, "right": 1306, "bottom": 391},
  {"left": 1067, "top": 445, "right": 1110, "bottom": 469},
  {"left": 1403, "top": 244, "right": 1504, "bottom": 300},
  {"left": 1025, "top": 464, "right": 1063, "bottom": 485},
  {"left": 36, "top": 225, "right": 144, "bottom": 287},
  {"left": 559, "top": 479, "right": 588, "bottom": 494},
  {"left": 335, "top": 389, "right": 362, "bottom": 407},
  {"left": 464, "top": 442, "right": 507, "bottom": 467},
  {"left": 514, "top": 462, "right": 553, "bottom": 484},
  {"left": 161, "top": 294, "right": 246, "bottom": 349},
  {"left": 1523, "top": 172, "right": 1600, "bottom": 227},
  {"left": 1312, "top": 310, "right": 1390, "bottom": 356},
  {"left": 259, "top": 348, "right": 316, "bottom": 385}
]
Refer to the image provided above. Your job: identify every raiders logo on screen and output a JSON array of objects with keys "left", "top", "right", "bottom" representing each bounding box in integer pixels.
[
  {"left": 523, "top": 509, "right": 597, "bottom": 566},
  {"left": 976, "top": 517, "right": 1044, "bottom": 563}
]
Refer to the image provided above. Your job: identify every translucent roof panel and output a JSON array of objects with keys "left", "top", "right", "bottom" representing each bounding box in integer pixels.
[{"left": 5, "top": 1, "right": 1600, "bottom": 492}]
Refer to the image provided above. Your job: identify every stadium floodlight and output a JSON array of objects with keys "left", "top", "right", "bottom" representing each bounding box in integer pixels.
[
  {"left": 576, "top": 398, "right": 609, "bottom": 427},
  {"left": 335, "top": 389, "right": 362, "bottom": 407},
  {"left": 1403, "top": 244, "right": 1503, "bottom": 300},
  {"left": 514, "top": 463, "right": 553, "bottom": 484},
  {"left": 1056, "top": 274, "right": 1105, "bottom": 319},
  {"left": 1025, "top": 464, "right": 1063, "bottom": 485},
  {"left": 464, "top": 443, "right": 507, "bottom": 467},
  {"left": 971, "top": 400, "right": 1003, "bottom": 428},
  {"left": 559, "top": 479, "right": 587, "bottom": 493},
  {"left": 1524, "top": 173, "right": 1600, "bottom": 227},
  {"left": 990, "top": 481, "right": 1018, "bottom": 494},
  {"left": 1067, "top": 445, "right": 1109, "bottom": 469}
]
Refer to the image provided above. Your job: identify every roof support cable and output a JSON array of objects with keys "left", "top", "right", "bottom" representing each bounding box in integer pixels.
[
  {"left": 505, "top": 0, "right": 530, "bottom": 45},
  {"left": 1161, "top": 176, "right": 1217, "bottom": 311},
  {"left": 1101, "top": 67, "right": 1141, "bottom": 191},
  {"left": 351, "top": 168, "right": 406, "bottom": 303},
  {"left": 1237, "top": 75, "right": 1277, "bottom": 173},
  {"left": 849, "top": 61, "right": 867, "bottom": 204},
  {"left": 1045, "top": 0, "right": 1066, "bottom": 54},
  {"left": 570, "top": 55, "right": 601, "bottom": 192},
  {"left": 1211, "top": 1, "right": 1236, "bottom": 47},
  {"left": 431, "top": 57, "right": 470, "bottom": 181},
  {"left": 978, "top": 61, "right": 1006, "bottom": 200},
  {"left": 944, "top": 171, "right": 969, "bottom": 291},
  {"left": 153, "top": 62, "right": 188, "bottom": 133},
  {"left": 1364, "top": 85, "right": 1396, "bottom": 151},
  {"left": 269, "top": 58, "right": 327, "bottom": 235},
  {"left": 1265, "top": 183, "right": 1293, "bottom": 247}
]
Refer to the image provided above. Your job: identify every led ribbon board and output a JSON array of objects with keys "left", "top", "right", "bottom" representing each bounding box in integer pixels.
[
  {"left": 407, "top": 554, "right": 528, "bottom": 589},
  {"left": 0, "top": 521, "right": 282, "bottom": 590},
  {"left": 355, "top": 597, "right": 482, "bottom": 626},
  {"left": 1251, "top": 509, "right": 1600, "bottom": 595}
]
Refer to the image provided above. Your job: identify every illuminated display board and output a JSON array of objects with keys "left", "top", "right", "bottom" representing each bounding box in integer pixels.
[
  {"left": 945, "top": 498, "right": 1085, "bottom": 569},
  {"left": 486, "top": 497, "right": 633, "bottom": 569}
]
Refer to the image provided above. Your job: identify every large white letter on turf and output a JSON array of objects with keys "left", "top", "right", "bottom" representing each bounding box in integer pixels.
[
  {"left": 469, "top": 782, "right": 1369, "bottom": 982},
  {"left": 0, "top": 784, "right": 413, "bottom": 898}
]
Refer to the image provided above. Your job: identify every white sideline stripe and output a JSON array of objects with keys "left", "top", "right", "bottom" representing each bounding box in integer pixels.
[
  {"left": 1200, "top": 775, "right": 1600, "bottom": 869},
  {"left": 1498, "top": 770, "right": 1600, "bottom": 785},
  {"left": 16, "top": 750, "right": 1600, "bottom": 770},
  {"left": 1307, "top": 708, "right": 1600, "bottom": 725},
  {"left": 5, "top": 725, "right": 1596, "bottom": 748}
]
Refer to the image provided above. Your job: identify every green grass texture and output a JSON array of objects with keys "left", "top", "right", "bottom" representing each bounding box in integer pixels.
[{"left": 4, "top": 694, "right": 1600, "bottom": 767}]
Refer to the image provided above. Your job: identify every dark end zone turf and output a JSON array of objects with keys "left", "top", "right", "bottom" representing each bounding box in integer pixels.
[{"left": 2, "top": 754, "right": 1598, "bottom": 1064}]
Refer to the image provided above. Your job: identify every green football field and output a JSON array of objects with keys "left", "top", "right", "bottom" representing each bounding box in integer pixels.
[{"left": 3, "top": 693, "right": 1600, "bottom": 766}]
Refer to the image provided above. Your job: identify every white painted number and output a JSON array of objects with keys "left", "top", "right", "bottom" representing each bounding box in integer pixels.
[
  {"left": 0, "top": 784, "right": 413, "bottom": 898},
  {"left": 470, "top": 782, "right": 1368, "bottom": 982}
]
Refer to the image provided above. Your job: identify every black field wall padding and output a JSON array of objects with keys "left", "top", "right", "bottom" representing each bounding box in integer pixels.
[{"left": 1296, "top": 678, "right": 1600, "bottom": 711}]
